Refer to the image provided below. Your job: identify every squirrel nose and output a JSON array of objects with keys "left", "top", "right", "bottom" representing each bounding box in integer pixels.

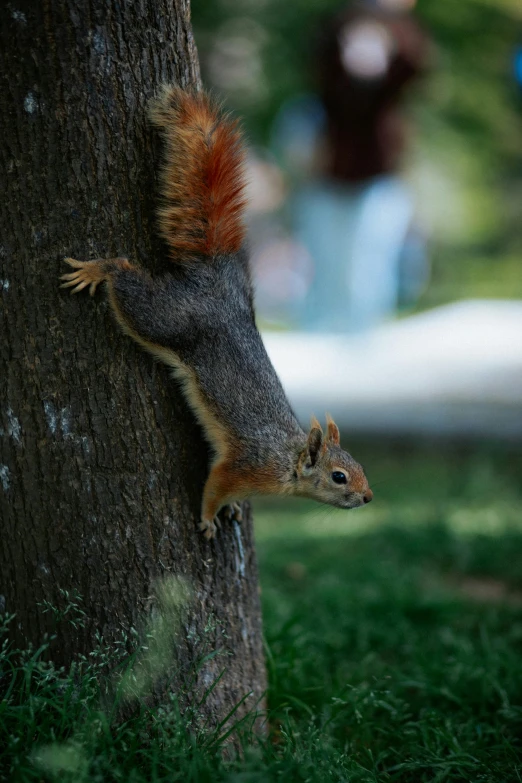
[{"left": 362, "top": 489, "right": 373, "bottom": 504}]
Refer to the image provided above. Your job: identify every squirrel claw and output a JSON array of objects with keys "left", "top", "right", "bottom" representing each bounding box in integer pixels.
[
  {"left": 223, "top": 502, "right": 243, "bottom": 523},
  {"left": 60, "top": 258, "right": 105, "bottom": 296},
  {"left": 199, "top": 517, "right": 220, "bottom": 539}
]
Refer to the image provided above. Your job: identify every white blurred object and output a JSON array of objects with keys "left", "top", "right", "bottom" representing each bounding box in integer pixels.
[
  {"left": 262, "top": 300, "right": 522, "bottom": 438},
  {"left": 252, "top": 239, "right": 313, "bottom": 307},
  {"left": 339, "top": 20, "right": 394, "bottom": 80}
]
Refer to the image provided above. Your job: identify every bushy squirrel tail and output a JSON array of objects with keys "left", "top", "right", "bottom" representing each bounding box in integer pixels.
[{"left": 149, "top": 86, "right": 247, "bottom": 262}]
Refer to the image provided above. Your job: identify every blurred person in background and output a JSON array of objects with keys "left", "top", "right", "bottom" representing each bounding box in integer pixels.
[{"left": 262, "top": 0, "right": 432, "bottom": 332}]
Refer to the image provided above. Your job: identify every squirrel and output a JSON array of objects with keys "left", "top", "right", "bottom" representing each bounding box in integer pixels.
[{"left": 61, "top": 87, "right": 373, "bottom": 539}]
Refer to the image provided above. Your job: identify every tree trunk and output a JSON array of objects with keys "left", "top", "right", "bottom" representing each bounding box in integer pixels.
[{"left": 0, "top": 0, "right": 266, "bottom": 725}]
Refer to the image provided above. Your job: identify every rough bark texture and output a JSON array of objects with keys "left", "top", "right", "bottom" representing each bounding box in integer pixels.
[{"left": 0, "top": 0, "right": 266, "bottom": 725}]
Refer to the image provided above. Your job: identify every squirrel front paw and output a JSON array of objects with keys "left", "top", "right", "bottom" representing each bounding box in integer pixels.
[
  {"left": 199, "top": 516, "right": 221, "bottom": 540},
  {"left": 199, "top": 504, "right": 243, "bottom": 538},
  {"left": 223, "top": 502, "right": 243, "bottom": 523}
]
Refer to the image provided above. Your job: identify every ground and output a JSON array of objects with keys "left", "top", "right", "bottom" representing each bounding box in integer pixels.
[
  {"left": 256, "top": 439, "right": 522, "bottom": 782},
  {"left": 2, "top": 439, "right": 521, "bottom": 781}
]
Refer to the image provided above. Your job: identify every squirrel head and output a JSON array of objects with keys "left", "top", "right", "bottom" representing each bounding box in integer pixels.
[{"left": 294, "top": 415, "right": 372, "bottom": 509}]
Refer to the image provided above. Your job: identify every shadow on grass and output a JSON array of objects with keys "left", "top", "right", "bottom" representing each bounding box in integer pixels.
[{"left": 258, "top": 519, "right": 522, "bottom": 781}]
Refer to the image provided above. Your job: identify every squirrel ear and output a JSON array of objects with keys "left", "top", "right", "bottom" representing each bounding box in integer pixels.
[
  {"left": 326, "top": 413, "right": 340, "bottom": 446},
  {"left": 306, "top": 417, "right": 323, "bottom": 466}
]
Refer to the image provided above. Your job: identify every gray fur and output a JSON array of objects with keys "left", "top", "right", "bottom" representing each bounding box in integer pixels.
[{"left": 110, "top": 250, "right": 307, "bottom": 472}]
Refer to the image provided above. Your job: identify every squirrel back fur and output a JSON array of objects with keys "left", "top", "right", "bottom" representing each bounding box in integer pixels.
[{"left": 149, "top": 87, "right": 247, "bottom": 262}]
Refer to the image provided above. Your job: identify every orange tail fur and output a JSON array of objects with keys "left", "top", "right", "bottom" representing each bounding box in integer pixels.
[{"left": 149, "top": 87, "right": 247, "bottom": 261}]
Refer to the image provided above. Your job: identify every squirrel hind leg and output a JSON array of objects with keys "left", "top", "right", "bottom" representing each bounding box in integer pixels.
[{"left": 60, "top": 257, "right": 131, "bottom": 296}]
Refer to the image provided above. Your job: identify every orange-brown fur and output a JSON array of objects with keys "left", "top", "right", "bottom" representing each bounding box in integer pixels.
[
  {"left": 202, "top": 450, "right": 289, "bottom": 522},
  {"left": 149, "top": 87, "right": 246, "bottom": 261}
]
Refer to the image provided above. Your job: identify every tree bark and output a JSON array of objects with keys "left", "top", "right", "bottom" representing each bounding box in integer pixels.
[{"left": 0, "top": 0, "right": 266, "bottom": 725}]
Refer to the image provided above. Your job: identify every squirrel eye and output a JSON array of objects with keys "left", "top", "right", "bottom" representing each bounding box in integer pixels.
[{"left": 332, "top": 471, "right": 347, "bottom": 485}]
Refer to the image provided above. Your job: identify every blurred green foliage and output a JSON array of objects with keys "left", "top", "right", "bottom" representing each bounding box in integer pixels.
[{"left": 192, "top": 0, "right": 522, "bottom": 305}]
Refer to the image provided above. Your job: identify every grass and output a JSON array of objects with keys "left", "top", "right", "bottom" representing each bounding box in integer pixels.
[
  {"left": 2, "top": 440, "right": 522, "bottom": 781},
  {"left": 255, "top": 440, "right": 522, "bottom": 781}
]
